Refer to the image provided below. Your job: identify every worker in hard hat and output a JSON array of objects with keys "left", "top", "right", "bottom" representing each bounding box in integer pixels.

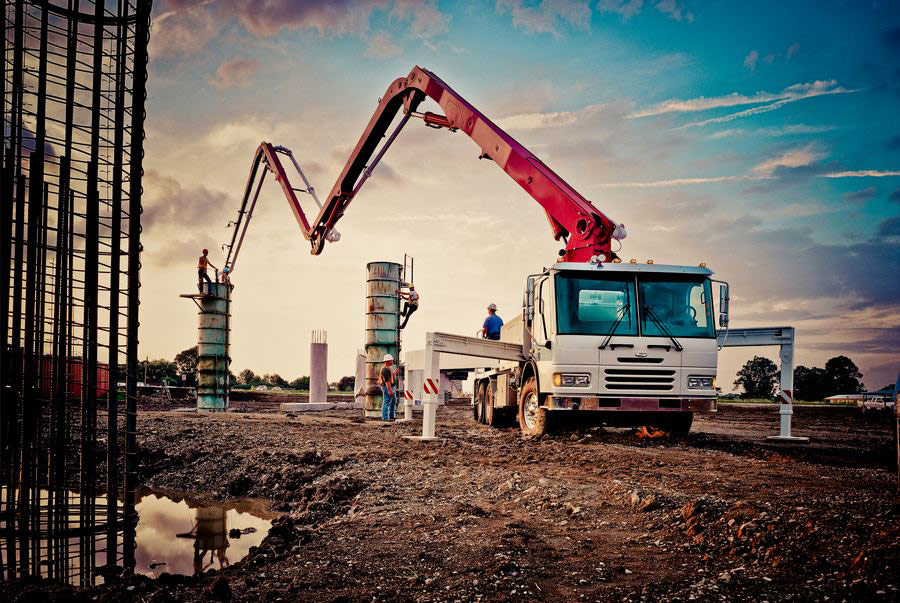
[
  {"left": 378, "top": 353, "right": 397, "bottom": 421},
  {"left": 221, "top": 265, "right": 232, "bottom": 286},
  {"left": 198, "top": 248, "right": 216, "bottom": 294},
  {"left": 398, "top": 284, "right": 419, "bottom": 329},
  {"left": 482, "top": 303, "right": 503, "bottom": 340}
]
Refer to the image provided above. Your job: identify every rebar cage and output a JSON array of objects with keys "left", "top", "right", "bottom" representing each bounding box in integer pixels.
[{"left": 1, "top": 0, "right": 151, "bottom": 585}]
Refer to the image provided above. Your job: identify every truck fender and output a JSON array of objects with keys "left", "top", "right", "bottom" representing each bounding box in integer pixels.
[{"left": 518, "top": 360, "right": 540, "bottom": 396}]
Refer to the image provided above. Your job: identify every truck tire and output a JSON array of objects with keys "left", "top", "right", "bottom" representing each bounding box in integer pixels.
[
  {"left": 518, "top": 377, "right": 549, "bottom": 436},
  {"left": 484, "top": 383, "right": 495, "bottom": 426},
  {"left": 475, "top": 383, "right": 487, "bottom": 424},
  {"left": 663, "top": 412, "right": 693, "bottom": 434}
]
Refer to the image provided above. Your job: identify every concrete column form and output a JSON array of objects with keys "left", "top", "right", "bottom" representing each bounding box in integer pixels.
[
  {"left": 365, "top": 262, "right": 402, "bottom": 418},
  {"left": 310, "top": 330, "right": 328, "bottom": 404},
  {"left": 197, "top": 283, "right": 231, "bottom": 412}
]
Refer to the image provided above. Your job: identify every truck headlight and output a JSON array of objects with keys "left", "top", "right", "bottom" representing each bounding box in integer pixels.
[
  {"left": 553, "top": 373, "right": 591, "bottom": 387},
  {"left": 688, "top": 376, "right": 714, "bottom": 389}
]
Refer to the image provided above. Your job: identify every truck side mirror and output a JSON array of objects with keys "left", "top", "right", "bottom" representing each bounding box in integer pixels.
[{"left": 718, "top": 282, "right": 729, "bottom": 328}]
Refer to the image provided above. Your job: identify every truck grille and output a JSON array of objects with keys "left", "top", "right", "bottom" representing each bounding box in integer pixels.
[{"left": 604, "top": 368, "right": 675, "bottom": 391}]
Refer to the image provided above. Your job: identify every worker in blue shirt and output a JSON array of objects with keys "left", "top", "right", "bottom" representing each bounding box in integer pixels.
[{"left": 482, "top": 303, "right": 503, "bottom": 340}]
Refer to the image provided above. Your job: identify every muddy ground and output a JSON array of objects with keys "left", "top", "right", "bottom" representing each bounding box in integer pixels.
[{"left": 4, "top": 403, "right": 899, "bottom": 602}]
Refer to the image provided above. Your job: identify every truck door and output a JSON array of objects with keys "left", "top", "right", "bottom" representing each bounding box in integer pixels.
[{"left": 535, "top": 276, "right": 556, "bottom": 390}]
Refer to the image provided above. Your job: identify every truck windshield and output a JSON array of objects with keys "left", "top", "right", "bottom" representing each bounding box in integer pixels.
[
  {"left": 555, "top": 273, "right": 637, "bottom": 336},
  {"left": 638, "top": 275, "right": 714, "bottom": 338},
  {"left": 555, "top": 272, "right": 715, "bottom": 338}
]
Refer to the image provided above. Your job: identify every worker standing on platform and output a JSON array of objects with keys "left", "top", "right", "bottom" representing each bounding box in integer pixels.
[
  {"left": 482, "top": 303, "right": 503, "bottom": 340},
  {"left": 221, "top": 265, "right": 232, "bottom": 286},
  {"left": 198, "top": 248, "right": 216, "bottom": 294},
  {"left": 398, "top": 284, "right": 419, "bottom": 329},
  {"left": 379, "top": 354, "right": 396, "bottom": 421}
]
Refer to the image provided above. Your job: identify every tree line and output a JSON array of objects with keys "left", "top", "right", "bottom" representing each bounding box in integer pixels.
[
  {"left": 135, "top": 346, "right": 355, "bottom": 392},
  {"left": 733, "top": 355, "right": 866, "bottom": 401}
]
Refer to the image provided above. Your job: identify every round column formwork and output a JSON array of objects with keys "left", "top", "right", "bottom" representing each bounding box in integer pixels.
[
  {"left": 197, "top": 283, "right": 231, "bottom": 412},
  {"left": 365, "top": 262, "right": 401, "bottom": 418}
]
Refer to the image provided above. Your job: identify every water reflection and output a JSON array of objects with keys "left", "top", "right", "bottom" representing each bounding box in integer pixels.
[
  {"left": 134, "top": 492, "right": 275, "bottom": 577},
  {"left": 2, "top": 487, "right": 277, "bottom": 585}
]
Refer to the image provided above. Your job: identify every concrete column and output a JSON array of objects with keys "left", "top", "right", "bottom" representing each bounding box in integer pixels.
[{"left": 310, "top": 330, "right": 327, "bottom": 404}]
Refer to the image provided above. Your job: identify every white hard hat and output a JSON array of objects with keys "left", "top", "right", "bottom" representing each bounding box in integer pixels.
[
  {"left": 383, "top": 353, "right": 394, "bottom": 362},
  {"left": 487, "top": 303, "right": 497, "bottom": 310}
]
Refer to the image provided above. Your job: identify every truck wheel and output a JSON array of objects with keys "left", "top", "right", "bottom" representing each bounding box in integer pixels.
[
  {"left": 664, "top": 412, "right": 693, "bottom": 434},
  {"left": 484, "top": 383, "right": 495, "bottom": 426},
  {"left": 518, "top": 377, "right": 548, "bottom": 436},
  {"left": 472, "top": 386, "right": 481, "bottom": 422},
  {"left": 475, "top": 383, "right": 487, "bottom": 424}
]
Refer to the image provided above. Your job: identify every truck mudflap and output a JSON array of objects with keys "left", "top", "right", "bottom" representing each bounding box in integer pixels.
[{"left": 545, "top": 396, "right": 716, "bottom": 413}]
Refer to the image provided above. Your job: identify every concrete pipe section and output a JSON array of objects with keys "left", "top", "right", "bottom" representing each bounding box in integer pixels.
[{"left": 365, "top": 262, "right": 402, "bottom": 418}]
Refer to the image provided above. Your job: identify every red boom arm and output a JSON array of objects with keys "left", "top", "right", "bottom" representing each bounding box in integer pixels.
[{"left": 226, "top": 66, "right": 623, "bottom": 268}]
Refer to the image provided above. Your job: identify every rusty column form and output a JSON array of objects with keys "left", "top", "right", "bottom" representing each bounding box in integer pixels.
[{"left": 365, "top": 262, "right": 402, "bottom": 418}]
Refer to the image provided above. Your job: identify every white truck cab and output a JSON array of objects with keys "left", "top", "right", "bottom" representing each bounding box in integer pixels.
[{"left": 474, "top": 261, "right": 729, "bottom": 435}]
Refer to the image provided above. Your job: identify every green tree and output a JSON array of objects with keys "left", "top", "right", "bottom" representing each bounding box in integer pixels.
[
  {"left": 734, "top": 356, "right": 779, "bottom": 399},
  {"left": 337, "top": 376, "right": 355, "bottom": 391},
  {"left": 144, "top": 359, "right": 177, "bottom": 385},
  {"left": 262, "top": 373, "right": 288, "bottom": 387},
  {"left": 174, "top": 346, "right": 198, "bottom": 386},
  {"left": 825, "top": 356, "right": 864, "bottom": 394},
  {"left": 290, "top": 376, "right": 310, "bottom": 391},
  {"left": 794, "top": 365, "right": 829, "bottom": 401},
  {"left": 238, "top": 369, "right": 258, "bottom": 385}
]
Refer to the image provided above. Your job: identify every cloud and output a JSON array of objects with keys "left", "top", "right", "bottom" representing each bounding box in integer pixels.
[
  {"left": 599, "top": 166, "right": 900, "bottom": 189},
  {"left": 842, "top": 186, "right": 877, "bottom": 205},
  {"left": 495, "top": 0, "right": 592, "bottom": 36},
  {"left": 751, "top": 144, "right": 824, "bottom": 177},
  {"left": 219, "top": 0, "right": 385, "bottom": 37},
  {"left": 595, "top": 174, "right": 758, "bottom": 188},
  {"left": 150, "top": 3, "right": 221, "bottom": 59},
  {"left": 596, "top": 0, "right": 643, "bottom": 20},
  {"left": 365, "top": 30, "right": 403, "bottom": 59},
  {"left": 764, "top": 53, "right": 776, "bottom": 65},
  {"left": 655, "top": 0, "right": 691, "bottom": 22},
  {"left": 391, "top": 0, "right": 449, "bottom": 37},
  {"left": 631, "top": 80, "right": 850, "bottom": 119},
  {"left": 209, "top": 56, "right": 260, "bottom": 89},
  {"left": 673, "top": 82, "right": 854, "bottom": 130},
  {"left": 142, "top": 170, "right": 230, "bottom": 231},
  {"left": 707, "top": 124, "right": 836, "bottom": 139},
  {"left": 153, "top": 1, "right": 450, "bottom": 59},
  {"left": 786, "top": 43, "right": 800, "bottom": 59},
  {"left": 496, "top": 102, "right": 611, "bottom": 130},
  {"left": 822, "top": 170, "right": 900, "bottom": 178},
  {"left": 743, "top": 50, "right": 758, "bottom": 71}
]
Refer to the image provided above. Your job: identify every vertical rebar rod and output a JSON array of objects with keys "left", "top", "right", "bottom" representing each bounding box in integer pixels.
[
  {"left": 106, "top": 0, "right": 131, "bottom": 557},
  {"left": 124, "top": 0, "right": 152, "bottom": 568}
]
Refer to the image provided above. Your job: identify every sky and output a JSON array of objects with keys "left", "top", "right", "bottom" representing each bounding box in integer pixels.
[{"left": 140, "top": 0, "right": 900, "bottom": 390}]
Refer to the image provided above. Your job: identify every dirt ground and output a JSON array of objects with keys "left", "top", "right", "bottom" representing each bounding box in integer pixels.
[{"left": 4, "top": 403, "right": 898, "bottom": 602}]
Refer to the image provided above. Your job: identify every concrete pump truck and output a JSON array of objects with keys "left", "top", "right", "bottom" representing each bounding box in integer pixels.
[{"left": 224, "top": 66, "right": 799, "bottom": 440}]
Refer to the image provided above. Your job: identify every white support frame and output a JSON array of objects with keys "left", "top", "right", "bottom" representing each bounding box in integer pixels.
[
  {"left": 718, "top": 326, "right": 808, "bottom": 443},
  {"left": 405, "top": 332, "right": 525, "bottom": 441}
]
